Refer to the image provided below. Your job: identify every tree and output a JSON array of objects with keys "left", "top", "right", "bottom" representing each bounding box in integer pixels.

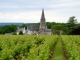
[
  {"left": 46, "top": 22, "right": 51, "bottom": 29},
  {"left": 19, "top": 31, "right": 23, "bottom": 35},
  {"left": 67, "top": 16, "right": 77, "bottom": 29},
  {"left": 51, "top": 25, "right": 65, "bottom": 30},
  {"left": 71, "top": 26, "right": 80, "bottom": 35},
  {"left": 21, "top": 24, "right": 27, "bottom": 29},
  {"left": 10, "top": 24, "right": 17, "bottom": 32},
  {"left": 1, "top": 24, "right": 17, "bottom": 34},
  {"left": 67, "top": 16, "right": 77, "bottom": 34},
  {"left": 51, "top": 25, "right": 68, "bottom": 34}
]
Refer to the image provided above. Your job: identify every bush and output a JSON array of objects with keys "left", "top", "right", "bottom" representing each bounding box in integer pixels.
[{"left": 19, "top": 31, "right": 23, "bottom": 35}]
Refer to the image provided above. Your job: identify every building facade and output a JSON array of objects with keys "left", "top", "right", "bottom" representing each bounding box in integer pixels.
[{"left": 16, "top": 27, "right": 26, "bottom": 34}]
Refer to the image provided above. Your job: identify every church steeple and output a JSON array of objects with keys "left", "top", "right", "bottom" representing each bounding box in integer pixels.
[
  {"left": 40, "top": 9, "right": 47, "bottom": 30},
  {"left": 41, "top": 9, "right": 45, "bottom": 21}
]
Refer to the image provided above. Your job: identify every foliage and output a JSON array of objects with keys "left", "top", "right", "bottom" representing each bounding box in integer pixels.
[
  {"left": 70, "top": 26, "right": 80, "bottom": 35},
  {"left": 0, "top": 24, "right": 17, "bottom": 34},
  {"left": 20, "top": 24, "right": 27, "bottom": 29},
  {"left": 67, "top": 16, "right": 77, "bottom": 27},
  {"left": 51, "top": 25, "right": 64, "bottom": 30},
  {"left": 0, "top": 35, "right": 58, "bottom": 60},
  {"left": 51, "top": 25, "right": 68, "bottom": 34},
  {"left": 61, "top": 35, "right": 80, "bottom": 60},
  {"left": 19, "top": 31, "right": 23, "bottom": 35},
  {"left": 0, "top": 35, "right": 80, "bottom": 60},
  {"left": 67, "top": 16, "right": 78, "bottom": 34}
]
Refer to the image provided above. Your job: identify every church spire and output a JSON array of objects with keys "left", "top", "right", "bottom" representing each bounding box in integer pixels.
[
  {"left": 42, "top": 9, "right": 44, "bottom": 17},
  {"left": 41, "top": 9, "right": 45, "bottom": 21},
  {"left": 40, "top": 9, "right": 47, "bottom": 30}
]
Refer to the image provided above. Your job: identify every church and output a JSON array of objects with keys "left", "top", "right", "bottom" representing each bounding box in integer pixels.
[
  {"left": 38, "top": 9, "right": 52, "bottom": 35},
  {"left": 17, "top": 9, "right": 52, "bottom": 35}
]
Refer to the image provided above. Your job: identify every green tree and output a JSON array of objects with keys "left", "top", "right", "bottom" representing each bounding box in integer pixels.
[
  {"left": 67, "top": 16, "right": 77, "bottom": 29},
  {"left": 51, "top": 25, "right": 68, "bottom": 34},
  {"left": 19, "top": 31, "right": 23, "bottom": 35},
  {"left": 46, "top": 22, "right": 51, "bottom": 29},
  {"left": 51, "top": 25, "right": 64, "bottom": 30},
  {"left": 67, "top": 16, "right": 77, "bottom": 34},
  {"left": 46, "top": 22, "right": 56, "bottom": 29},
  {"left": 20, "top": 24, "right": 27, "bottom": 29},
  {"left": 0, "top": 24, "right": 17, "bottom": 34}
]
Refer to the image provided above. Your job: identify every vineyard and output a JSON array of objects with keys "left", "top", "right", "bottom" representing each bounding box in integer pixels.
[{"left": 0, "top": 35, "right": 80, "bottom": 60}]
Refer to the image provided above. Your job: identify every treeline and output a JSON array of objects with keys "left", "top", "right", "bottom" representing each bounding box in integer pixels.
[
  {"left": 0, "top": 16, "right": 80, "bottom": 35},
  {"left": 46, "top": 22, "right": 80, "bottom": 34},
  {"left": 0, "top": 24, "right": 27, "bottom": 34},
  {"left": 0, "top": 25, "right": 17, "bottom": 34},
  {"left": 46, "top": 16, "right": 80, "bottom": 35}
]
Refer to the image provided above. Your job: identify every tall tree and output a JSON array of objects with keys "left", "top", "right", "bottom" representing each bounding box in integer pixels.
[
  {"left": 67, "top": 16, "right": 77, "bottom": 29},
  {"left": 67, "top": 16, "right": 77, "bottom": 34}
]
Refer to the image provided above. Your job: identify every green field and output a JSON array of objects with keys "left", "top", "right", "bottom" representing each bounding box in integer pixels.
[{"left": 0, "top": 35, "right": 80, "bottom": 60}]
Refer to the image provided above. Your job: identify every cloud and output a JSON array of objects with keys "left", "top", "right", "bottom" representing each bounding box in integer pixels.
[
  {"left": 0, "top": 0, "right": 80, "bottom": 23},
  {"left": 0, "top": 11, "right": 41, "bottom": 23},
  {"left": 0, "top": 10, "right": 80, "bottom": 23},
  {"left": 48, "top": 1, "right": 80, "bottom": 8}
]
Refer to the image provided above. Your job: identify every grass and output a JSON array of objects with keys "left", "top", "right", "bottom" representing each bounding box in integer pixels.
[{"left": 52, "top": 38, "right": 65, "bottom": 60}]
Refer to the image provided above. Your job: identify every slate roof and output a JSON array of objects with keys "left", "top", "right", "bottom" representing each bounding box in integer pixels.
[
  {"left": 17, "top": 27, "right": 25, "bottom": 32},
  {"left": 27, "top": 24, "right": 39, "bottom": 31}
]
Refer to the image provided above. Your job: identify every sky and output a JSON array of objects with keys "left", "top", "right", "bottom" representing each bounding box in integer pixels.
[{"left": 0, "top": 0, "right": 80, "bottom": 23}]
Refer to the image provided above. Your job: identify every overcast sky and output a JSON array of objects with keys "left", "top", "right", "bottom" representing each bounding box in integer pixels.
[{"left": 0, "top": 0, "right": 80, "bottom": 23}]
